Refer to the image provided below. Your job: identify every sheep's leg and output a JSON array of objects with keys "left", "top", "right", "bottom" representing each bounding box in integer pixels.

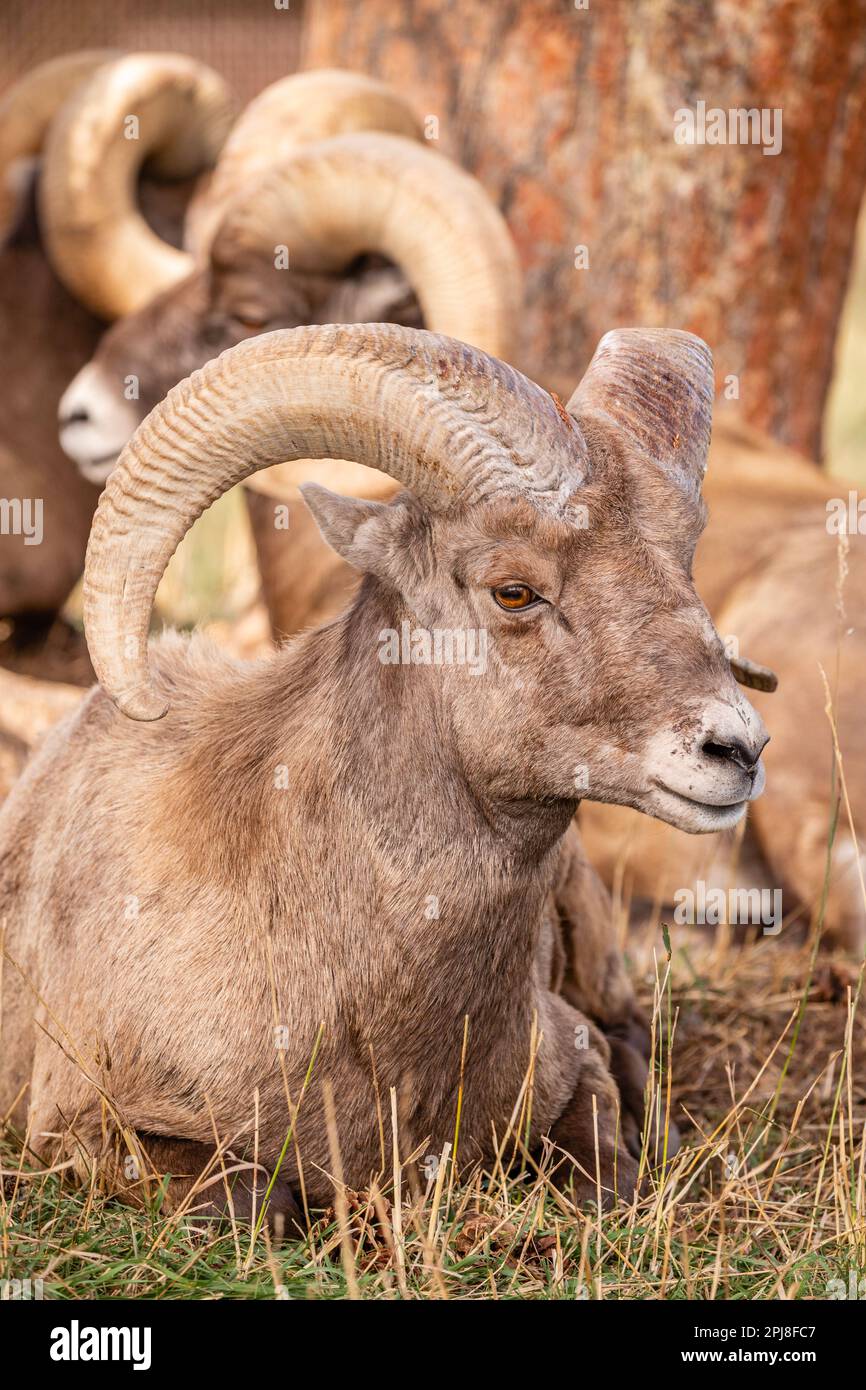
[
  {"left": 550, "top": 821, "right": 638, "bottom": 1027},
  {"left": 25, "top": 1031, "right": 302, "bottom": 1233},
  {"left": 118, "top": 1134, "right": 301, "bottom": 1234},
  {"left": 94, "top": 1132, "right": 303, "bottom": 1235},
  {"left": 545, "top": 1045, "right": 641, "bottom": 1209},
  {"left": 548, "top": 822, "right": 680, "bottom": 1160}
]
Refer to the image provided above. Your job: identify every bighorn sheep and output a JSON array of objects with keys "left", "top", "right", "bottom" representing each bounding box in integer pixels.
[
  {"left": 0, "top": 323, "right": 767, "bottom": 1215},
  {"left": 58, "top": 70, "right": 520, "bottom": 636},
  {"left": 0, "top": 51, "right": 234, "bottom": 648},
  {"left": 55, "top": 69, "right": 861, "bottom": 946}
]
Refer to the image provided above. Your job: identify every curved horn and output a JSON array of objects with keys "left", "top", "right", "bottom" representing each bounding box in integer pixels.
[
  {"left": 566, "top": 328, "right": 714, "bottom": 499},
  {"left": 0, "top": 49, "right": 121, "bottom": 241},
  {"left": 186, "top": 69, "right": 424, "bottom": 256},
  {"left": 39, "top": 53, "right": 236, "bottom": 319},
  {"left": 213, "top": 131, "right": 520, "bottom": 360},
  {"left": 84, "top": 324, "right": 587, "bottom": 721},
  {"left": 214, "top": 130, "right": 522, "bottom": 504}
]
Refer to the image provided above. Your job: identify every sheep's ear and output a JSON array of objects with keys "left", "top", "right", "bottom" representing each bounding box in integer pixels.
[
  {"left": 300, "top": 482, "right": 406, "bottom": 577},
  {"left": 566, "top": 329, "right": 714, "bottom": 500}
]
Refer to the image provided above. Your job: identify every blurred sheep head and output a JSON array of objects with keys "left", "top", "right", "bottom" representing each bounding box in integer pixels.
[{"left": 58, "top": 130, "right": 520, "bottom": 484}]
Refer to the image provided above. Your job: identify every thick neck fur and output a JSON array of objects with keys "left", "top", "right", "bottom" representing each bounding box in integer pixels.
[
  {"left": 319, "top": 580, "right": 573, "bottom": 861},
  {"left": 166, "top": 577, "right": 574, "bottom": 1027}
]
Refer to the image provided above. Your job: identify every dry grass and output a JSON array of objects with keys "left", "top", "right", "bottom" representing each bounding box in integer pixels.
[{"left": 2, "top": 913, "right": 864, "bottom": 1301}]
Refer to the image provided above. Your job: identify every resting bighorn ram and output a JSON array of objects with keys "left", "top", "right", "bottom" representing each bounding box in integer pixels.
[
  {"left": 0, "top": 50, "right": 234, "bottom": 653},
  {"left": 56, "top": 68, "right": 862, "bottom": 946},
  {"left": 57, "top": 70, "right": 519, "bottom": 636},
  {"left": 0, "top": 323, "right": 767, "bottom": 1216}
]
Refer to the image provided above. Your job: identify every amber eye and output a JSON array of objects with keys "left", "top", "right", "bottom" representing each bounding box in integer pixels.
[{"left": 492, "top": 583, "right": 540, "bottom": 611}]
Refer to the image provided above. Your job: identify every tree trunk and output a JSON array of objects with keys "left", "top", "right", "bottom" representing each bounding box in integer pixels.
[{"left": 301, "top": 0, "right": 866, "bottom": 460}]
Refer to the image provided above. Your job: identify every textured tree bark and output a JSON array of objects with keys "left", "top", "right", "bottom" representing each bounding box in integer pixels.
[{"left": 301, "top": 0, "right": 866, "bottom": 460}]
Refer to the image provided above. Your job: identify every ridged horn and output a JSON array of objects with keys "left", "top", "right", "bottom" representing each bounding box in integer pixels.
[
  {"left": 566, "top": 328, "right": 714, "bottom": 499},
  {"left": 186, "top": 68, "right": 424, "bottom": 256},
  {"left": 39, "top": 53, "right": 236, "bottom": 319},
  {"left": 84, "top": 324, "right": 588, "bottom": 721},
  {"left": 216, "top": 130, "right": 522, "bottom": 503},
  {"left": 213, "top": 131, "right": 520, "bottom": 359},
  {"left": 0, "top": 50, "right": 121, "bottom": 242}
]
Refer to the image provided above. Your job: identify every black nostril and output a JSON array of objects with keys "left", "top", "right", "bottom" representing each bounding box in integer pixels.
[
  {"left": 61, "top": 409, "right": 90, "bottom": 426},
  {"left": 702, "top": 737, "right": 758, "bottom": 772}
]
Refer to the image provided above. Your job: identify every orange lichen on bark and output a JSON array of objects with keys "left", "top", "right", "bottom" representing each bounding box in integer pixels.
[{"left": 303, "top": 0, "right": 866, "bottom": 458}]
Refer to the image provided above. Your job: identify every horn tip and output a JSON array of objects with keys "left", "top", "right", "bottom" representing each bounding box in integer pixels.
[{"left": 111, "top": 686, "right": 169, "bottom": 722}]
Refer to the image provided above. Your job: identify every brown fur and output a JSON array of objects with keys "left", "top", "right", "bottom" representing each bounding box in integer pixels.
[{"left": 0, "top": 418, "right": 756, "bottom": 1210}]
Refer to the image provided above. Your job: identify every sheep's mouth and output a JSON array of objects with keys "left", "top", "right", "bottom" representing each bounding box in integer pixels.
[
  {"left": 652, "top": 781, "right": 747, "bottom": 813},
  {"left": 648, "top": 781, "right": 749, "bottom": 833}
]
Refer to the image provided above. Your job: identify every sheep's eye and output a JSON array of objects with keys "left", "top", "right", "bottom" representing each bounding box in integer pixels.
[
  {"left": 492, "top": 583, "right": 541, "bottom": 611},
  {"left": 231, "top": 311, "right": 270, "bottom": 332}
]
